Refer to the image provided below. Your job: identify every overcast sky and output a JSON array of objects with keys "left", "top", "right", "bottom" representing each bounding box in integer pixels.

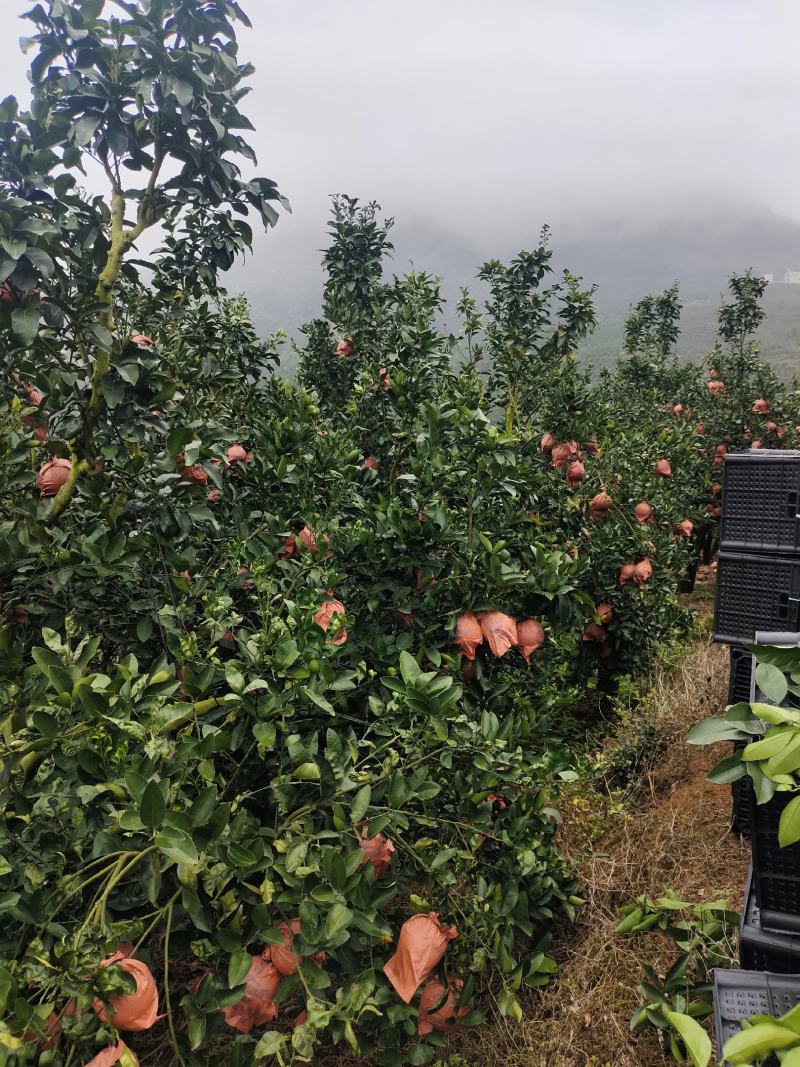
[{"left": 2, "top": 1, "right": 799, "bottom": 316}]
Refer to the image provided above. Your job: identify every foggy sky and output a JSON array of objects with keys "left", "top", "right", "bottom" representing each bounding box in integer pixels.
[{"left": 1, "top": 0, "right": 799, "bottom": 317}]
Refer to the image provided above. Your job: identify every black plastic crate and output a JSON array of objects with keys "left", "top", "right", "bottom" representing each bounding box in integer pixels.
[
  {"left": 728, "top": 645, "right": 755, "bottom": 704},
  {"left": 714, "top": 552, "right": 800, "bottom": 644},
  {"left": 720, "top": 450, "right": 800, "bottom": 556},
  {"left": 714, "top": 968, "right": 800, "bottom": 1065},
  {"left": 741, "top": 863, "right": 800, "bottom": 972},
  {"left": 751, "top": 789, "right": 800, "bottom": 934},
  {"left": 729, "top": 647, "right": 755, "bottom": 834},
  {"left": 731, "top": 741, "right": 753, "bottom": 837}
]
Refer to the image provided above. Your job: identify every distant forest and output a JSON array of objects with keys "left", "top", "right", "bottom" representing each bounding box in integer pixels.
[{"left": 228, "top": 207, "right": 800, "bottom": 381}]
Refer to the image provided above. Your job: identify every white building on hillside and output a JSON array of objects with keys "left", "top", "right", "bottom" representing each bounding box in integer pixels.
[{"left": 782, "top": 270, "right": 800, "bottom": 284}]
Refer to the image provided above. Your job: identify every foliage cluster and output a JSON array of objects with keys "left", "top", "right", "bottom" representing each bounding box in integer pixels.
[
  {"left": 616, "top": 892, "right": 739, "bottom": 1065},
  {"left": 0, "top": 4, "right": 798, "bottom": 1065}
]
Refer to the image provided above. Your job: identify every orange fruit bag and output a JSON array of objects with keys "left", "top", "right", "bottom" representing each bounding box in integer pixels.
[
  {"left": 418, "top": 978, "right": 468, "bottom": 1035},
  {"left": 515, "top": 619, "right": 544, "bottom": 662},
  {"left": 92, "top": 953, "right": 159, "bottom": 1032},
  {"left": 313, "top": 597, "right": 348, "bottom": 645},
  {"left": 85, "top": 1042, "right": 139, "bottom": 1067},
  {"left": 358, "top": 829, "right": 395, "bottom": 879},
  {"left": 223, "top": 956, "right": 280, "bottom": 1032},
  {"left": 480, "top": 612, "right": 517, "bottom": 657},
  {"left": 452, "top": 612, "right": 483, "bottom": 659},
  {"left": 383, "top": 912, "right": 458, "bottom": 1003}
]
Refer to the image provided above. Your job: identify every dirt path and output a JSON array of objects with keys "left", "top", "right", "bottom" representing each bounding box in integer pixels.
[{"left": 466, "top": 601, "right": 750, "bottom": 1067}]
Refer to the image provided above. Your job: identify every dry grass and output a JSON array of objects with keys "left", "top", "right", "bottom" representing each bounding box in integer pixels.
[{"left": 462, "top": 628, "right": 750, "bottom": 1067}]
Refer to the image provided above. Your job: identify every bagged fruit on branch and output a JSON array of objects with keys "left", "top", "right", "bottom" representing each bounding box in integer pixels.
[
  {"left": 566, "top": 460, "right": 585, "bottom": 486},
  {"left": 515, "top": 618, "right": 544, "bottom": 662},
  {"left": 313, "top": 597, "right": 348, "bottom": 645},
  {"left": 92, "top": 953, "right": 159, "bottom": 1031},
  {"left": 85, "top": 1042, "right": 140, "bottom": 1067},
  {"left": 452, "top": 612, "right": 483, "bottom": 659},
  {"left": 384, "top": 912, "right": 458, "bottom": 1003},
  {"left": 36, "top": 457, "right": 71, "bottom": 497},
  {"left": 418, "top": 978, "right": 468, "bottom": 1035},
  {"left": 633, "top": 558, "right": 652, "bottom": 584},
  {"left": 267, "top": 919, "right": 326, "bottom": 977},
  {"left": 480, "top": 611, "right": 518, "bottom": 657},
  {"left": 619, "top": 562, "right": 636, "bottom": 585},
  {"left": 227, "top": 443, "right": 248, "bottom": 464},
  {"left": 358, "top": 828, "right": 395, "bottom": 878},
  {"left": 223, "top": 956, "right": 280, "bottom": 1032}
]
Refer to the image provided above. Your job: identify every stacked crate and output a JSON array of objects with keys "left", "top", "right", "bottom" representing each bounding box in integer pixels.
[
  {"left": 713, "top": 451, "right": 800, "bottom": 1062},
  {"left": 715, "top": 450, "right": 800, "bottom": 644},
  {"left": 716, "top": 451, "right": 800, "bottom": 838}
]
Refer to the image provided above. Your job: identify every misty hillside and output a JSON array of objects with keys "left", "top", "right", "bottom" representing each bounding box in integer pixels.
[{"left": 229, "top": 210, "right": 800, "bottom": 380}]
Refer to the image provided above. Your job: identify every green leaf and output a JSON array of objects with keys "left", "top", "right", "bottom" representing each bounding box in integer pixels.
[
  {"left": 170, "top": 78, "right": 194, "bottom": 107},
  {"left": 24, "top": 247, "right": 54, "bottom": 279},
  {"left": 663, "top": 1009, "right": 711, "bottom": 1067},
  {"left": 187, "top": 1015, "right": 206, "bottom": 1051},
  {"left": 756, "top": 662, "right": 789, "bottom": 705},
  {"left": 11, "top": 302, "right": 41, "bottom": 345},
  {"left": 722, "top": 1020, "right": 799, "bottom": 1064},
  {"left": 779, "top": 1001, "right": 800, "bottom": 1034},
  {"left": 751, "top": 702, "right": 800, "bottom": 726},
  {"left": 31, "top": 647, "right": 72, "bottom": 694},
  {"left": 294, "top": 762, "right": 321, "bottom": 781},
  {"left": 298, "top": 961, "right": 330, "bottom": 989},
  {"left": 706, "top": 754, "right": 746, "bottom": 784},
  {"left": 747, "top": 763, "right": 777, "bottom": 806},
  {"left": 183, "top": 439, "right": 202, "bottom": 465},
  {"left": 350, "top": 784, "right": 371, "bottom": 825},
  {"left": 0, "top": 254, "right": 17, "bottom": 282},
  {"left": 228, "top": 949, "right": 252, "bottom": 988},
  {"left": 136, "top": 618, "right": 153, "bottom": 642},
  {"left": 254, "top": 1032, "right": 288, "bottom": 1058},
  {"left": 324, "top": 902, "right": 353, "bottom": 939},
  {"left": 189, "top": 786, "right": 217, "bottom": 827},
  {"left": 224, "top": 663, "right": 245, "bottom": 694},
  {"left": 430, "top": 847, "right": 457, "bottom": 869},
  {"left": 91, "top": 322, "right": 114, "bottom": 351},
  {"left": 72, "top": 115, "right": 99, "bottom": 146},
  {"left": 167, "top": 427, "right": 195, "bottom": 456},
  {"left": 31, "top": 712, "right": 58, "bottom": 739},
  {"left": 253, "top": 723, "right": 277, "bottom": 753},
  {"left": 156, "top": 826, "right": 198, "bottom": 865},
  {"left": 399, "top": 650, "right": 420, "bottom": 686},
  {"left": 686, "top": 717, "right": 748, "bottom": 745},
  {"left": 227, "top": 842, "right": 257, "bottom": 868},
  {"left": 285, "top": 840, "right": 308, "bottom": 874},
  {"left": 0, "top": 893, "right": 20, "bottom": 914},
  {"left": 115, "top": 362, "right": 140, "bottom": 385},
  {"left": 139, "top": 780, "right": 166, "bottom": 829},
  {"left": 305, "top": 689, "right": 335, "bottom": 714},
  {"left": 779, "top": 795, "right": 800, "bottom": 847},
  {"left": 768, "top": 734, "right": 800, "bottom": 776},
  {"left": 102, "top": 375, "right": 124, "bottom": 408},
  {"left": 742, "top": 730, "right": 793, "bottom": 762}
]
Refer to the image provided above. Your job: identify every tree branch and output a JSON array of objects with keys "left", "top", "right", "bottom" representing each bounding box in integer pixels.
[{"left": 46, "top": 146, "right": 168, "bottom": 524}]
